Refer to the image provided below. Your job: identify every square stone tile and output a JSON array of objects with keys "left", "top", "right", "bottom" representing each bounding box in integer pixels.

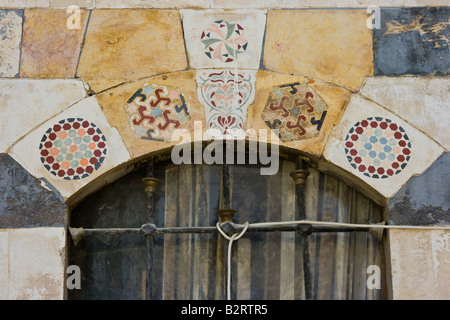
[
  {"left": 77, "top": 9, "right": 187, "bottom": 93},
  {"left": 263, "top": 10, "right": 373, "bottom": 91},
  {"left": 20, "top": 9, "right": 89, "bottom": 78},
  {"left": 322, "top": 94, "right": 444, "bottom": 199},
  {"left": 10, "top": 96, "right": 130, "bottom": 200},
  {"left": 0, "top": 79, "right": 87, "bottom": 153},
  {"left": 181, "top": 9, "right": 267, "bottom": 70},
  {"left": 0, "top": 10, "right": 23, "bottom": 77},
  {"left": 374, "top": 7, "right": 450, "bottom": 76},
  {"left": 361, "top": 76, "right": 450, "bottom": 150}
]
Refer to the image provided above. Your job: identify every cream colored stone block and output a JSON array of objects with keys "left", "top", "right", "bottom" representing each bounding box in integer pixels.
[
  {"left": 263, "top": 10, "right": 373, "bottom": 90},
  {"left": 211, "top": 0, "right": 298, "bottom": 8},
  {"left": 49, "top": 0, "right": 94, "bottom": 8},
  {"left": 322, "top": 94, "right": 444, "bottom": 199},
  {"left": 361, "top": 76, "right": 450, "bottom": 150},
  {"left": 0, "top": 230, "right": 9, "bottom": 299},
  {"left": 76, "top": 9, "right": 187, "bottom": 92},
  {"left": 0, "top": 0, "right": 49, "bottom": 8},
  {"left": 10, "top": 96, "right": 131, "bottom": 200},
  {"left": 8, "top": 227, "right": 65, "bottom": 300},
  {"left": 390, "top": 229, "right": 450, "bottom": 300},
  {"left": 94, "top": 0, "right": 211, "bottom": 8},
  {"left": 181, "top": 9, "right": 266, "bottom": 70},
  {"left": 0, "top": 10, "right": 22, "bottom": 77},
  {"left": 0, "top": 79, "right": 87, "bottom": 153}
]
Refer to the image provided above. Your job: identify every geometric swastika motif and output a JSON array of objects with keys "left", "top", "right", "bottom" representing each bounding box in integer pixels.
[
  {"left": 39, "top": 118, "right": 107, "bottom": 180},
  {"left": 123, "top": 83, "right": 191, "bottom": 142},
  {"left": 261, "top": 82, "right": 328, "bottom": 142},
  {"left": 344, "top": 117, "right": 412, "bottom": 179}
]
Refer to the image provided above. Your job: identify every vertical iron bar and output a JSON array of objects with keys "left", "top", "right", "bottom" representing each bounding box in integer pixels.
[
  {"left": 143, "top": 158, "right": 156, "bottom": 300},
  {"left": 222, "top": 163, "right": 231, "bottom": 209},
  {"left": 292, "top": 157, "right": 312, "bottom": 300}
]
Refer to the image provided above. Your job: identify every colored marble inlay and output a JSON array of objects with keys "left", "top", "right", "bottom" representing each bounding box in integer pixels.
[
  {"left": 39, "top": 118, "right": 107, "bottom": 180},
  {"left": 201, "top": 20, "right": 248, "bottom": 63},
  {"left": 123, "top": 84, "right": 191, "bottom": 142},
  {"left": 261, "top": 82, "right": 328, "bottom": 142},
  {"left": 197, "top": 69, "right": 255, "bottom": 136},
  {"left": 344, "top": 117, "right": 412, "bottom": 179}
]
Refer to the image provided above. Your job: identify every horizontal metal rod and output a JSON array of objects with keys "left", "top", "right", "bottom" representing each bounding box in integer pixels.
[
  {"left": 81, "top": 224, "right": 369, "bottom": 235},
  {"left": 69, "top": 222, "right": 371, "bottom": 246}
]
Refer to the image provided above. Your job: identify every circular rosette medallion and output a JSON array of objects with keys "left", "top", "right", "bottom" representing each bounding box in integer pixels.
[
  {"left": 39, "top": 118, "right": 107, "bottom": 180},
  {"left": 344, "top": 117, "right": 411, "bottom": 179}
]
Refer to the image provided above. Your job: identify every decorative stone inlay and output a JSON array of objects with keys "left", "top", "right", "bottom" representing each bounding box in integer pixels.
[
  {"left": 261, "top": 82, "right": 328, "bottom": 142},
  {"left": 201, "top": 20, "right": 248, "bottom": 63},
  {"left": 181, "top": 9, "right": 266, "bottom": 69},
  {"left": 344, "top": 117, "right": 411, "bottom": 179},
  {"left": 39, "top": 118, "right": 107, "bottom": 180},
  {"left": 123, "top": 83, "right": 191, "bottom": 142},
  {"left": 321, "top": 94, "right": 444, "bottom": 199},
  {"left": 196, "top": 69, "right": 256, "bottom": 136}
]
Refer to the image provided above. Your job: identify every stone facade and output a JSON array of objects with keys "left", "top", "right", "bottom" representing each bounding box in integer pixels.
[{"left": 0, "top": 0, "right": 449, "bottom": 300}]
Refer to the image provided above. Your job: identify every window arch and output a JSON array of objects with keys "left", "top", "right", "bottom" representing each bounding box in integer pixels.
[{"left": 68, "top": 147, "right": 387, "bottom": 300}]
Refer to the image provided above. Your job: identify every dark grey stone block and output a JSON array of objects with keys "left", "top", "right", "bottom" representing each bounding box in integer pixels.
[
  {"left": 374, "top": 7, "right": 450, "bottom": 76},
  {"left": 388, "top": 152, "right": 450, "bottom": 225},
  {"left": 0, "top": 153, "right": 66, "bottom": 228}
]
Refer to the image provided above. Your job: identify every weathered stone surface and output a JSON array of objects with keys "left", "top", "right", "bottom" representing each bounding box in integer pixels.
[
  {"left": 0, "top": 230, "right": 8, "bottom": 299},
  {"left": 92, "top": 0, "right": 450, "bottom": 8},
  {"left": 49, "top": 0, "right": 94, "bottom": 8},
  {"left": 94, "top": 0, "right": 210, "bottom": 8},
  {"left": 374, "top": 7, "right": 450, "bottom": 76},
  {"left": 181, "top": 9, "right": 267, "bottom": 70},
  {"left": 263, "top": 10, "right": 373, "bottom": 90},
  {"left": 20, "top": 9, "right": 89, "bottom": 78},
  {"left": 0, "top": 0, "right": 49, "bottom": 7},
  {"left": 390, "top": 229, "right": 450, "bottom": 299},
  {"left": 0, "top": 10, "right": 23, "bottom": 77},
  {"left": 97, "top": 70, "right": 202, "bottom": 159},
  {"left": 361, "top": 76, "right": 450, "bottom": 150},
  {"left": 77, "top": 9, "right": 187, "bottom": 93},
  {"left": 388, "top": 152, "right": 450, "bottom": 226},
  {"left": 248, "top": 71, "right": 351, "bottom": 157},
  {"left": 8, "top": 227, "right": 65, "bottom": 300},
  {"left": 322, "top": 94, "right": 444, "bottom": 199},
  {"left": 2, "top": 0, "right": 450, "bottom": 8},
  {"left": 0, "top": 79, "right": 87, "bottom": 153},
  {"left": 10, "top": 96, "right": 130, "bottom": 200},
  {"left": 0, "top": 153, "right": 66, "bottom": 228}
]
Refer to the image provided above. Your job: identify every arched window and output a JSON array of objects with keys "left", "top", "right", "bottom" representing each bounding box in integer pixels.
[{"left": 69, "top": 148, "right": 386, "bottom": 300}]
